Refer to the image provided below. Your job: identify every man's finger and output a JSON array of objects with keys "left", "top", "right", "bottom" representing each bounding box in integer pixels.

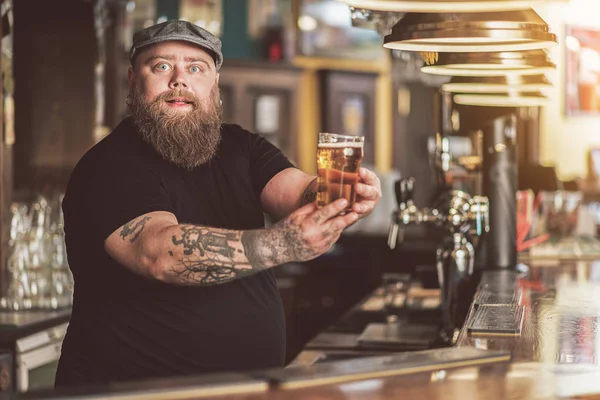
[
  {"left": 293, "top": 202, "right": 318, "bottom": 217},
  {"left": 311, "top": 199, "right": 348, "bottom": 224},
  {"left": 355, "top": 183, "right": 378, "bottom": 200},
  {"left": 329, "top": 212, "right": 359, "bottom": 231},
  {"left": 353, "top": 201, "right": 373, "bottom": 214},
  {"left": 359, "top": 167, "right": 379, "bottom": 186}
]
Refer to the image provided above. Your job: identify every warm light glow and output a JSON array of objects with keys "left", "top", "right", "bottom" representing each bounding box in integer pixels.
[
  {"left": 384, "top": 39, "right": 557, "bottom": 53},
  {"left": 338, "top": 0, "right": 566, "bottom": 13},
  {"left": 422, "top": 65, "right": 554, "bottom": 77},
  {"left": 442, "top": 82, "right": 551, "bottom": 93},
  {"left": 298, "top": 15, "right": 318, "bottom": 31},
  {"left": 443, "top": 63, "right": 532, "bottom": 70},
  {"left": 565, "top": 35, "right": 581, "bottom": 52},
  {"left": 454, "top": 93, "right": 549, "bottom": 107}
]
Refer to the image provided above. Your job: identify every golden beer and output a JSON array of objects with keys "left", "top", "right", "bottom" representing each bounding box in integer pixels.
[{"left": 316, "top": 133, "right": 364, "bottom": 213}]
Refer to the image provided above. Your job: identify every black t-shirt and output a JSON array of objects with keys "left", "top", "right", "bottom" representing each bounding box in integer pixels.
[{"left": 55, "top": 117, "right": 295, "bottom": 387}]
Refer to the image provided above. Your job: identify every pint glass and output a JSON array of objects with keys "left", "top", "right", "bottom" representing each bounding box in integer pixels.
[{"left": 316, "top": 133, "right": 365, "bottom": 214}]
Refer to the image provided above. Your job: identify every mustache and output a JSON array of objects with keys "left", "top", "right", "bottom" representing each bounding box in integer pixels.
[{"left": 155, "top": 89, "right": 198, "bottom": 106}]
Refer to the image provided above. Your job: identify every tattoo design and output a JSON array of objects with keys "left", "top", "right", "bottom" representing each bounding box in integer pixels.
[
  {"left": 165, "top": 196, "right": 341, "bottom": 286},
  {"left": 169, "top": 226, "right": 260, "bottom": 286},
  {"left": 300, "top": 178, "right": 318, "bottom": 206},
  {"left": 120, "top": 216, "right": 151, "bottom": 243},
  {"left": 241, "top": 229, "right": 286, "bottom": 270},
  {"left": 279, "top": 219, "right": 319, "bottom": 262},
  {"left": 172, "top": 226, "right": 238, "bottom": 258}
]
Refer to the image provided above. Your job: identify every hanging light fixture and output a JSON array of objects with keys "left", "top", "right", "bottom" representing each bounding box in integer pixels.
[
  {"left": 442, "top": 75, "right": 552, "bottom": 93},
  {"left": 420, "top": 50, "right": 556, "bottom": 76},
  {"left": 453, "top": 92, "right": 549, "bottom": 107},
  {"left": 350, "top": 8, "right": 403, "bottom": 35},
  {"left": 339, "top": 0, "right": 567, "bottom": 13},
  {"left": 382, "top": 9, "right": 557, "bottom": 53}
]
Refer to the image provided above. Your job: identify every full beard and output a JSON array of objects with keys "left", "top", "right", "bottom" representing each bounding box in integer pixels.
[{"left": 128, "top": 82, "right": 222, "bottom": 169}]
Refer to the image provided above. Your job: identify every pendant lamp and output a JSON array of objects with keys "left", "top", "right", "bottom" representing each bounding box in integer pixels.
[
  {"left": 383, "top": 9, "right": 557, "bottom": 53},
  {"left": 420, "top": 50, "right": 556, "bottom": 76},
  {"left": 442, "top": 75, "right": 552, "bottom": 93},
  {"left": 339, "top": 0, "right": 568, "bottom": 13},
  {"left": 453, "top": 92, "right": 549, "bottom": 107}
]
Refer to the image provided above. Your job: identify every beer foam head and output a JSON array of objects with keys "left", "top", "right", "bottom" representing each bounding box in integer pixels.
[{"left": 318, "top": 142, "right": 364, "bottom": 149}]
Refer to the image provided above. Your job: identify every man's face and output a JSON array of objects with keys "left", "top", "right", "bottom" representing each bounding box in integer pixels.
[
  {"left": 129, "top": 40, "right": 219, "bottom": 109},
  {"left": 127, "top": 41, "right": 222, "bottom": 169}
]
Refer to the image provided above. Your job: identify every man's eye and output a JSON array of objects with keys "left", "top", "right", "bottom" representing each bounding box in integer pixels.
[
  {"left": 190, "top": 65, "right": 202, "bottom": 73},
  {"left": 155, "top": 63, "right": 171, "bottom": 71}
]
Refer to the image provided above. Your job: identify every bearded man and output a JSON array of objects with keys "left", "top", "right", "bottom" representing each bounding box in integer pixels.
[{"left": 56, "top": 20, "right": 381, "bottom": 387}]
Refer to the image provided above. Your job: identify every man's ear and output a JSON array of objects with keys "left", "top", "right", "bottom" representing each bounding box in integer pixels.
[
  {"left": 128, "top": 67, "right": 134, "bottom": 90},
  {"left": 215, "top": 72, "right": 220, "bottom": 86}
]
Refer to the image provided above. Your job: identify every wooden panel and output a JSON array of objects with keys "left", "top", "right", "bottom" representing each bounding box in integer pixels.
[
  {"left": 391, "top": 80, "right": 438, "bottom": 208},
  {"left": 218, "top": 61, "right": 302, "bottom": 165},
  {"left": 13, "top": 0, "right": 98, "bottom": 193},
  {"left": 320, "top": 70, "right": 377, "bottom": 166},
  {"left": 248, "top": 88, "right": 291, "bottom": 151}
]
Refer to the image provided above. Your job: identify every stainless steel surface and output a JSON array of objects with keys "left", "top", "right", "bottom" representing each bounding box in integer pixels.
[
  {"left": 453, "top": 259, "right": 600, "bottom": 400},
  {"left": 263, "top": 347, "right": 510, "bottom": 389},
  {"left": 421, "top": 50, "right": 556, "bottom": 77},
  {"left": 277, "top": 258, "right": 600, "bottom": 399},
  {"left": 388, "top": 180, "right": 489, "bottom": 248},
  {"left": 388, "top": 178, "right": 489, "bottom": 336},
  {"left": 16, "top": 322, "right": 68, "bottom": 392},
  {"left": 383, "top": 10, "right": 557, "bottom": 52},
  {"left": 21, "top": 373, "right": 269, "bottom": 400}
]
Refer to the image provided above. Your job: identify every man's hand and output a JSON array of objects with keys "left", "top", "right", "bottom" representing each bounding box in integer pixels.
[
  {"left": 352, "top": 167, "right": 382, "bottom": 219},
  {"left": 272, "top": 198, "right": 359, "bottom": 263}
]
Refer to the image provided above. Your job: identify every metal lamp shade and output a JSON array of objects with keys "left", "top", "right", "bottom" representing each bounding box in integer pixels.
[
  {"left": 452, "top": 91, "right": 549, "bottom": 107},
  {"left": 383, "top": 10, "right": 557, "bottom": 52},
  {"left": 442, "top": 75, "right": 552, "bottom": 93},
  {"left": 339, "top": 0, "right": 567, "bottom": 13},
  {"left": 420, "top": 50, "right": 556, "bottom": 76}
]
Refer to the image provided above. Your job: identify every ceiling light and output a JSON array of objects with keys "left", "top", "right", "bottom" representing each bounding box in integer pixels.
[
  {"left": 442, "top": 75, "right": 552, "bottom": 93},
  {"left": 350, "top": 8, "right": 402, "bottom": 35},
  {"left": 383, "top": 9, "right": 557, "bottom": 53},
  {"left": 421, "top": 50, "right": 556, "bottom": 76},
  {"left": 339, "top": 0, "right": 567, "bottom": 13},
  {"left": 453, "top": 92, "right": 549, "bottom": 107}
]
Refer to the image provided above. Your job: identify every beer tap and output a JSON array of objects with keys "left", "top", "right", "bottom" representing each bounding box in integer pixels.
[
  {"left": 388, "top": 178, "right": 488, "bottom": 248},
  {"left": 387, "top": 178, "right": 489, "bottom": 339},
  {"left": 387, "top": 178, "right": 443, "bottom": 250}
]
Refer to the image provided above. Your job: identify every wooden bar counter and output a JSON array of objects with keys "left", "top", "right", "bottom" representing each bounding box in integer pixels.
[{"left": 18, "top": 258, "right": 600, "bottom": 399}]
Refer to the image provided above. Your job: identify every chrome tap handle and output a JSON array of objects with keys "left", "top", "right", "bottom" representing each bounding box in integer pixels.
[
  {"left": 388, "top": 217, "right": 400, "bottom": 250},
  {"left": 470, "top": 196, "right": 490, "bottom": 236},
  {"left": 395, "top": 177, "right": 415, "bottom": 207},
  {"left": 389, "top": 178, "right": 414, "bottom": 250}
]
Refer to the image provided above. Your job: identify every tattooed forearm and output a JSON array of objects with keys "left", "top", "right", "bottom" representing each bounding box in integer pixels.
[
  {"left": 139, "top": 197, "right": 336, "bottom": 286},
  {"left": 167, "top": 225, "right": 271, "bottom": 286},
  {"left": 120, "top": 216, "right": 151, "bottom": 243},
  {"left": 241, "top": 228, "right": 289, "bottom": 270},
  {"left": 300, "top": 178, "right": 318, "bottom": 206},
  {"left": 172, "top": 226, "right": 238, "bottom": 257}
]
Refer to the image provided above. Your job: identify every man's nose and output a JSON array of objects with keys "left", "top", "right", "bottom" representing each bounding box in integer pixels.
[{"left": 169, "top": 68, "right": 188, "bottom": 89}]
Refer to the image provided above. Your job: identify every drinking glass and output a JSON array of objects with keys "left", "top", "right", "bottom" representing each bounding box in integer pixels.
[
  {"left": 381, "top": 273, "right": 410, "bottom": 324},
  {"left": 317, "top": 133, "right": 364, "bottom": 214}
]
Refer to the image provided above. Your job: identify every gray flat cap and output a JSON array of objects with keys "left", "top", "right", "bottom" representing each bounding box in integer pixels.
[{"left": 130, "top": 20, "right": 223, "bottom": 70}]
